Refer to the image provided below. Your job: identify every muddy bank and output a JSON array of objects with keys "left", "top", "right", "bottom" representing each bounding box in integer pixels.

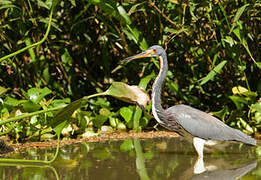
[{"left": 9, "top": 131, "right": 179, "bottom": 150}]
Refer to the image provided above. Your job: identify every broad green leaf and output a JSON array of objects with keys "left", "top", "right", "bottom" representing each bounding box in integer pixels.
[
  {"left": 120, "top": 107, "right": 133, "bottom": 123},
  {"left": 105, "top": 82, "right": 150, "bottom": 110},
  {"left": 22, "top": 101, "right": 42, "bottom": 112},
  {"left": 138, "top": 73, "right": 155, "bottom": 90},
  {"left": 200, "top": 61, "right": 227, "bottom": 85},
  {"left": 4, "top": 97, "right": 24, "bottom": 107},
  {"left": 27, "top": 87, "right": 52, "bottom": 104},
  {"left": 93, "top": 115, "right": 107, "bottom": 128},
  {"left": 61, "top": 48, "right": 73, "bottom": 64},
  {"left": 52, "top": 98, "right": 83, "bottom": 134}
]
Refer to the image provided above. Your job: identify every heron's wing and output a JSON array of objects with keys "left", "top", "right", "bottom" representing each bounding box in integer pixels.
[{"left": 165, "top": 104, "right": 255, "bottom": 145}]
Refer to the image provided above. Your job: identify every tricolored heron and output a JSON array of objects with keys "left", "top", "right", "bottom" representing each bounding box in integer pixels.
[{"left": 124, "top": 45, "right": 256, "bottom": 158}]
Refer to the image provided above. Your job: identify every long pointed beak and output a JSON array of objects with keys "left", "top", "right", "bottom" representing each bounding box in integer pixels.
[
  {"left": 123, "top": 49, "right": 155, "bottom": 62},
  {"left": 112, "top": 49, "right": 155, "bottom": 74}
]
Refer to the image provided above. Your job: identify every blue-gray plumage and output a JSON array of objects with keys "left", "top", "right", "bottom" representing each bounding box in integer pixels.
[{"left": 123, "top": 45, "right": 256, "bottom": 157}]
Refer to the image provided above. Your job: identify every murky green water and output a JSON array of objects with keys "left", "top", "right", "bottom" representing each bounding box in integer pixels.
[{"left": 0, "top": 137, "right": 260, "bottom": 180}]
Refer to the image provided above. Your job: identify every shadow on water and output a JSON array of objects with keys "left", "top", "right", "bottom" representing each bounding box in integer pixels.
[{"left": 0, "top": 137, "right": 259, "bottom": 180}]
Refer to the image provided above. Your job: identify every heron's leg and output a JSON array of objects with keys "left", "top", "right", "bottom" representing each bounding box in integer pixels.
[
  {"left": 193, "top": 137, "right": 206, "bottom": 158},
  {"left": 194, "top": 156, "right": 205, "bottom": 174}
]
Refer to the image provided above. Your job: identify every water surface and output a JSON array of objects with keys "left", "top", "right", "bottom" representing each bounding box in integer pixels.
[{"left": 0, "top": 137, "right": 259, "bottom": 180}]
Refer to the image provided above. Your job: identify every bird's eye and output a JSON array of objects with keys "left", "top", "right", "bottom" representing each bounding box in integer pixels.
[{"left": 153, "top": 49, "right": 157, "bottom": 53}]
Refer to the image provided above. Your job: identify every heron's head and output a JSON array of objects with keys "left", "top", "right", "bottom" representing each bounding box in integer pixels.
[{"left": 123, "top": 45, "right": 165, "bottom": 61}]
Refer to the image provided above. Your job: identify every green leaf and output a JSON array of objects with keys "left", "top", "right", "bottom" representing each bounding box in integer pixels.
[
  {"left": 138, "top": 73, "right": 155, "bottom": 90},
  {"left": 229, "top": 96, "right": 248, "bottom": 110},
  {"left": 105, "top": 82, "right": 150, "bottom": 110},
  {"left": 200, "top": 61, "right": 227, "bottom": 85},
  {"left": 22, "top": 101, "right": 42, "bottom": 112},
  {"left": 233, "top": 28, "right": 256, "bottom": 64},
  {"left": 37, "top": 0, "right": 51, "bottom": 10},
  {"left": 4, "top": 97, "right": 24, "bottom": 107},
  {"left": 120, "top": 107, "right": 133, "bottom": 123},
  {"left": 251, "top": 102, "right": 261, "bottom": 113},
  {"left": 51, "top": 98, "right": 83, "bottom": 134},
  {"left": 93, "top": 115, "right": 108, "bottom": 128},
  {"left": 69, "top": 0, "right": 76, "bottom": 6},
  {"left": 0, "top": 86, "right": 9, "bottom": 96},
  {"left": 117, "top": 5, "right": 132, "bottom": 25},
  {"left": 27, "top": 87, "right": 52, "bottom": 104},
  {"left": 256, "top": 62, "right": 261, "bottom": 69},
  {"left": 99, "top": 108, "right": 110, "bottom": 117},
  {"left": 230, "top": 4, "right": 249, "bottom": 33},
  {"left": 25, "top": 38, "right": 36, "bottom": 62},
  {"left": 213, "top": 106, "right": 229, "bottom": 122},
  {"left": 109, "top": 117, "right": 119, "bottom": 128},
  {"left": 120, "top": 138, "right": 133, "bottom": 152},
  {"left": 117, "top": 122, "right": 126, "bottom": 131}
]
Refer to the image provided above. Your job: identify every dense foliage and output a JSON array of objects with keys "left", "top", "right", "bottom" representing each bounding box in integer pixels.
[{"left": 0, "top": 0, "right": 260, "bottom": 141}]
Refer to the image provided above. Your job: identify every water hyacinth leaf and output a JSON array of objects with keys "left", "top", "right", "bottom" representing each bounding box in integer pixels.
[
  {"left": 52, "top": 98, "right": 83, "bottom": 134},
  {"left": 105, "top": 82, "right": 150, "bottom": 110},
  {"left": 138, "top": 73, "right": 155, "bottom": 90},
  {"left": 22, "top": 101, "right": 42, "bottom": 112},
  {"left": 4, "top": 97, "right": 24, "bottom": 107},
  {"left": 93, "top": 115, "right": 108, "bottom": 128},
  {"left": 120, "top": 107, "right": 133, "bottom": 123},
  {"left": 27, "top": 87, "right": 52, "bottom": 104},
  {"left": 200, "top": 60, "right": 227, "bottom": 85}
]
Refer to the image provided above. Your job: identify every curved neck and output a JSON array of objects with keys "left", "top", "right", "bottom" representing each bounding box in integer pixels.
[{"left": 151, "top": 52, "right": 168, "bottom": 124}]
